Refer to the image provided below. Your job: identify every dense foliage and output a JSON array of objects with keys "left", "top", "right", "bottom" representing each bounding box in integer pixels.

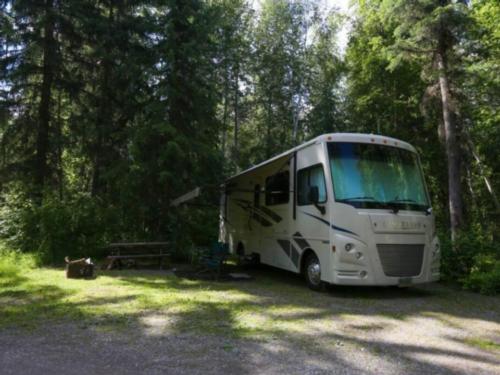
[{"left": 0, "top": 0, "right": 498, "bottom": 293}]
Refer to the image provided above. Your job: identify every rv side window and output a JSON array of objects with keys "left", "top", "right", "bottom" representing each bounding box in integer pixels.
[
  {"left": 297, "top": 165, "right": 327, "bottom": 205},
  {"left": 265, "top": 171, "right": 289, "bottom": 206}
]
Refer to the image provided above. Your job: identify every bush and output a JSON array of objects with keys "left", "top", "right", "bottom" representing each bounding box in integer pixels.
[
  {"left": 463, "top": 254, "right": 500, "bottom": 295},
  {"left": 0, "top": 193, "right": 119, "bottom": 265},
  {"left": 166, "top": 204, "right": 219, "bottom": 262},
  {"left": 0, "top": 245, "right": 37, "bottom": 278},
  {"left": 0, "top": 187, "right": 220, "bottom": 266},
  {"left": 439, "top": 230, "right": 497, "bottom": 281},
  {"left": 439, "top": 229, "right": 499, "bottom": 295}
]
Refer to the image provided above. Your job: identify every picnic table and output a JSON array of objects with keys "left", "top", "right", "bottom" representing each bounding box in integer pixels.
[{"left": 104, "top": 242, "right": 171, "bottom": 270}]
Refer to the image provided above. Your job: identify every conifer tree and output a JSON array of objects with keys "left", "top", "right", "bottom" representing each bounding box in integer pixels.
[{"left": 382, "top": 0, "right": 469, "bottom": 241}]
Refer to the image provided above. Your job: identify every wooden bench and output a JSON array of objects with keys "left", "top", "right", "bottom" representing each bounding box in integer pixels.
[{"left": 104, "top": 242, "right": 171, "bottom": 270}]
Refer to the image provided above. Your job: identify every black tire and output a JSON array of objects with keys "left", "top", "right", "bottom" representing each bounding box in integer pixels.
[
  {"left": 304, "top": 253, "right": 325, "bottom": 291},
  {"left": 236, "top": 242, "right": 245, "bottom": 256}
]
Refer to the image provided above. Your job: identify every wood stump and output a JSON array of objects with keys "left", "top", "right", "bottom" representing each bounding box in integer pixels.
[{"left": 65, "top": 257, "right": 95, "bottom": 279}]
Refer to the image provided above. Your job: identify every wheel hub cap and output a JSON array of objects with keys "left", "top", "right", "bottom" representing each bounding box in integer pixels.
[{"left": 307, "top": 261, "right": 321, "bottom": 285}]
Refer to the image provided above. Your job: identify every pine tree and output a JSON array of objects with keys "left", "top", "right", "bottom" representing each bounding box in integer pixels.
[
  {"left": 382, "top": 0, "right": 470, "bottom": 242},
  {"left": 0, "top": 0, "right": 76, "bottom": 199},
  {"left": 306, "top": 12, "right": 344, "bottom": 136},
  {"left": 251, "top": 0, "right": 316, "bottom": 160}
]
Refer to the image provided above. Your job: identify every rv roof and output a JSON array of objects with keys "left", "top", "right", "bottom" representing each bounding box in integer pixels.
[{"left": 226, "top": 133, "right": 416, "bottom": 181}]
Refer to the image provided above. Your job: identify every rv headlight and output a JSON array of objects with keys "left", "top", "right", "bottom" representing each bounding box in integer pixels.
[
  {"left": 345, "top": 243, "right": 354, "bottom": 252},
  {"left": 360, "top": 270, "right": 367, "bottom": 278},
  {"left": 355, "top": 252, "right": 363, "bottom": 259}
]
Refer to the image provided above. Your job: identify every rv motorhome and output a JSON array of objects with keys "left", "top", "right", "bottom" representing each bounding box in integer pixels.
[{"left": 219, "top": 133, "right": 440, "bottom": 290}]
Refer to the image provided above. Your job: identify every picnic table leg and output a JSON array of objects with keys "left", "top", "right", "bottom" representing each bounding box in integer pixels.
[
  {"left": 218, "top": 260, "right": 224, "bottom": 280},
  {"left": 107, "top": 258, "right": 115, "bottom": 271}
]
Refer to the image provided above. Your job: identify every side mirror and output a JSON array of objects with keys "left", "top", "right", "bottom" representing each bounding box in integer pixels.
[
  {"left": 308, "top": 186, "right": 319, "bottom": 204},
  {"left": 308, "top": 186, "right": 325, "bottom": 215}
]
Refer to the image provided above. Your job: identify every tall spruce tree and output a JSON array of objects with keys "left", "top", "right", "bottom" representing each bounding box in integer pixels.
[
  {"left": 213, "top": 0, "right": 252, "bottom": 171},
  {"left": 380, "top": 0, "right": 470, "bottom": 242},
  {"left": 306, "top": 12, "right": 344, "bottom": 136},
  {"left": 0, "top": 0, "right": 81, "bottom": 200},
  {"left": 250, "top": 0, "right": 316, "bottom": 160}
]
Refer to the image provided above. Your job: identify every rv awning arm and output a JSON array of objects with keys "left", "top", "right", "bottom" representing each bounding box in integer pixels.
[
  {"left": 170, "top": 187, "right": 201, "bottom": 207},
  {"left": 172, "top": 152, "right": 296, "bottom": 206}
]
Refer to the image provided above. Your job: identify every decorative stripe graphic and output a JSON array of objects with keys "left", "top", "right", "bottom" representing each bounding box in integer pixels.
[
  {"left": 302, "top": 212, "right": 358, "bottom": 236},
  {"left": 292, "top": 231, "right": 311, "bottom": 250},
  {"left": 235, "top": 199, "right": 282, "bottom": 226},
  {"left": 290, "top": 232, "right": 308, "bottom": 269},
  {"left": 259, "top": 206, "right": 282, "bottom": 223},
  {"left": 235, "top": 202, "right": 273, "bottom": 227},
  {"left": 251, "top": 211, "right": 273, "bottom": 227},
  {"left": 290, "top": 245, "right": 299, "bottom": 267},
  {"left": 276, "top": 234, "right": 305, "bottom": 269},
  {"left": 277, "top": 239, "right": 291, "bottom": 257},
  {"left": 276, "top": 239, "right": 300, "bottom": 268}
]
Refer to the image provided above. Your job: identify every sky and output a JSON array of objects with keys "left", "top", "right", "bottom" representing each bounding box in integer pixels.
[
  {"left": 252, "top": 0, "right": 354, "bottom": 53},
  {"left": 329, "top": 0, "right": 353, "bottom": 52}
]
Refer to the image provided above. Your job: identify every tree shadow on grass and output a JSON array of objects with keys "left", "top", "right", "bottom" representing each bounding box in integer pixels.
[
  {"left": 103, "top": 264, "right": 500, "bottom": 325},
  {"left": 0, "top": 268, "right": 138, "bottom": 330},
  {"left": 154, "top": 291, "right": 499, "bottom": 375},
  {"left": 1, "top": 266, "right": 499, "bottom": 374},
  {"left": 106, "top": 266, "right": 500, "bottom": 372}
]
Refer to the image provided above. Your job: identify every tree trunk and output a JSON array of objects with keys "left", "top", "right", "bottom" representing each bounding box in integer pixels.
[
  {"left": 266, "top": 93, "right": 272, "bottom": 159},
  {"left": 92, "top": 5, "right": 114, "bottom": 196},
  {"left": 233, "top": 64, "right": 239, "bottom": 168},
  {"left": 56, "top": 90, "right": 63, "bottom": 200},
  {"left": 465, "top": 135, "right": 500, "bottom": 212},
  {"left": 221, "top": 71, "right": 229, "bottom": 159},
  {"left": 436, "top": 50, "right": 463, "bottom": 242},
  {"left": 35, "top": 0, "right": 56, "bottom": 201}
]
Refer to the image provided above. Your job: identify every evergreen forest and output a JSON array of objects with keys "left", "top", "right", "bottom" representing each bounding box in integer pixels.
[{"left": 1, "top": 0, "right": 499, "bottom": 293}]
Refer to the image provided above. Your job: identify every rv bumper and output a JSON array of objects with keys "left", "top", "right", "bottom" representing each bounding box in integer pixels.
[
  {"left": 331, "top": 234, "right": 440, "bottom": 286},
  {"left": 332, "top": 272, "right": 439, "bottom": 286}
]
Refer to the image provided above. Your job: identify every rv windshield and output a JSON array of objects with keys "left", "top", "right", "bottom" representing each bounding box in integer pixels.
[{"left": 328, "top": 142, "right": 429, "bottom": 211}]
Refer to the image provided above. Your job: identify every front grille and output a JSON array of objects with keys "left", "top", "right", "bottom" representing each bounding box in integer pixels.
[{"left": 377, "top": 244, "right": 424, "bottom": 277}]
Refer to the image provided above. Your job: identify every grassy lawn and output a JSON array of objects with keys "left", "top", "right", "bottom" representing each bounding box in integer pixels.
[
  {"left": 1, "top": 262, "right": 500, "bottom": 355},
  {"left": 0, "top": 265, "right": 331, "bottom": 338}
]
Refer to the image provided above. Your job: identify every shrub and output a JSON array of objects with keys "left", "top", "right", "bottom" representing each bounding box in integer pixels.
[
  {"left": 439, "top": 229, "right": 499, "bottom": 295},
  {"left": 0, "top": 187, "right": 219, "bottom": 266},
  {"left": 439, "top": 230, "right": 497, "bottom": 281},
  {"left": 463, "top": 254, "right": 500, "bottom": 295},
  {"left": 0, "top": 245, "right": 37, "bottom": 278},
  {"left": 0, "top": 193, "right": 119, "bottom": 265}
]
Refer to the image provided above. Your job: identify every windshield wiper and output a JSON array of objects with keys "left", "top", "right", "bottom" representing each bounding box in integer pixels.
[
  {"left": 385, "top": 198, "right": 424, "bottom": 214},
  {"left": 386, "top": 198, "right": 418, "bottom": 204},
  {"left": 339, "top": 196, "right": 377, "bottom": 202}
]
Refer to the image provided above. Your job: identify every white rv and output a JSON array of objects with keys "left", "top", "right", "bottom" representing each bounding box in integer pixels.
[{"left": 219, "top": 133, "right": 440, "bottom": 290}]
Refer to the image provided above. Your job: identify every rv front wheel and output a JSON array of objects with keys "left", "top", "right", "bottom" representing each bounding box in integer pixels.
[{"left": 305, "top": 253, "right": 324, "bottom": 291}]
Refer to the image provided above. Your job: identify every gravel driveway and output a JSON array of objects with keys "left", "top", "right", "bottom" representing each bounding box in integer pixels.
[{"left": 1, "top": 268, "right": 499, "bottom": 375}]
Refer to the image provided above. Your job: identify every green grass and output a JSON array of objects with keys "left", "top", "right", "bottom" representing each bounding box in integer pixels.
[
  {"left": 0, "top": 263, "right": 330, "bottom": 340},
  {"left": 464, "top": 338, "right": 500, "bottom": 352},
  {"left": 2, "top": 251, "right": 500, "bottom": 353},
  {"left": 0, "top": 247, "right": 38, "bottom": 277}
]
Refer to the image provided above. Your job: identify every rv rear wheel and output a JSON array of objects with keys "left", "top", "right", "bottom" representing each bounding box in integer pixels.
[{"left": 304, "top": 253, "right": 325, "bottom": 291}]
